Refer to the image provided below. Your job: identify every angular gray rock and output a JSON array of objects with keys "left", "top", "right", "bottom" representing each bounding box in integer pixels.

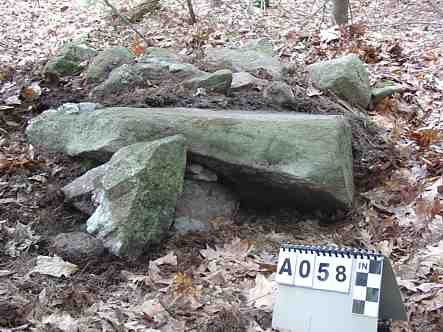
[
  {"left": 44, "top": 42, "right": 97, "bottom": 78},
  {"left": 85, "top": 135, "right": 186, "bottom": 257},
  {"left": 89, "top": 62, "right": 169, "bottom": 100},
  {"left": 52, "top": 232, "right": 105, "bottom": 263},
  {"left": 371, "top": 85, "right": 406, "bottom": 105},
  {"left": 62, "top": 164, "right": 106, "bottom": 215},
  {"left": 174, "top": 180, "right": 238, "bottom": 235},
  {"left": 307, "top": 54, "right": 371, "bottom": 108},
  {"left": 86, "top": 47, "right": 134, "bottom": 84},
  {"left": 205, "top": 40, "right": 283, "bottom": 80},
  {"left": 231, "top": 72, "right": 267, "bottom": 91},
  {"left": 26, "top": 106, "right": 354, "bottom": 211},
  {"left": 263, "top": 81, "right": 295, "bottom": 106},
  {"left": 183, "top": 69, "right": 233, "bottom": 94}
]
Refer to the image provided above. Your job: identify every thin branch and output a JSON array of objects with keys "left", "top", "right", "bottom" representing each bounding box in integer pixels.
[
  {"left": 101, "top": 0, "right": 151, "bottom": 45},
  {"left": 368, "top": 20, "right": 443, "bottom": 28},
  {"left": 186, "top": 0, "right": 197, "bottom": 24}
]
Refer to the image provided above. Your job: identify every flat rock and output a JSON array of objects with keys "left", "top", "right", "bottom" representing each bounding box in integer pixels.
[
  {"left": 26, "top": 106, "right": 354, "bottom": 212},
  {"left": 51, "top": 232, "right": 105, "bottom": 263},
  {"left": 174, "top": 180, "right": 238, "bottom": 235},
  {"left": 308, "top": 54, "right": 371, "bottom": 108},
  {"left": 86, "top": 47, "right": 134, "bottom": 84},
  {"left": 86, "top": 135, "right": 186, "bottom": 257}
]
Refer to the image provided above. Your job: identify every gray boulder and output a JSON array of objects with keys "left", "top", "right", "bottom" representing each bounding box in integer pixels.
[
  {"left": 371, "top": 85, "right": 406, "bottom": 105},
  {"left": 231, "top": 72, "right": 267, "bottom": 91},
  {"left": 44, "top": 42, "right": 97, "bottom": 77},
  {"left": 307, "top": 54, "right": 371, "bottom": 108},
  {"left": 86, "top": 135, "right": 186, "bottom": 257},
  {"left": 263, "top": 81, "right": 295, "bottom": 106},
  {"left": 174, "top": 180, "right": 238, "bottom": 235},
  {"left": 26, "top": 106, "right": 354, "bottom": 212},
  {"left": 89, "top": 62, "right": 169, "bottom": 100},
  {"left": 52, "top": 232, "right": 105, "bottom": 263},
  {"left": 86, "top": 47, "right": 134, "bottom": 84},
  {"left": 183, "top": 69, "right": 233, "bottom": 94},
  {"left": 205, "top": 39, "right": 283, "bottom": 80}
]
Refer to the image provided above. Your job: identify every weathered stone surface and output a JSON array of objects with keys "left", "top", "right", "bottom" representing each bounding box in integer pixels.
[
  {"left": 141, "top": 47, "right": 182, "bottom": 62},
  {"left": 86, "top": 47, "right": 134, "bottom": 84},
  {"left": 307, "top": 54, "right": 371, "bottom": 108},
  {"left": 52, "top": 232, "right": 105, "bottom": 263},
  {"left": 183, "top": 69, "right": 233, "bottom": 94},
  {"left": 26, "top": 106, "right": 354, "bottom": 211},
  {"left": 263, "top": 81, "right": 295, "bottom": 106},
  {"left": 89, "top": 62, "right": 169, "bottom": 99},
  {"left": 62, "top": 164, "right": 106, "bottom": 215},
  {"left": 231, "top": 72, "right": 267, "bottom": 91},
  {"left": 44, "top": 42, "right": 97, "bottom": 77},
  {"left": 186, "top": 163, "right": 218, "bottom": 182},
  {"left": 371, "top": 85, "right": 406, "bottom": 105},
  {"left": 174, "top": 180, "right": 238, "bottom": 235},
  {"left": 86, "top": 135, "right": 186, "bottom": 257},
  {"left": 205, "top": 41, "right": 283, "bottom": 80}
]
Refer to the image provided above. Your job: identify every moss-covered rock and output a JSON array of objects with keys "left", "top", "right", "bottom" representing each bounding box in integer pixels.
[
  {"left": 86, "top": 135, "right": 186, "bottom": 257},
  {"left": 85, "top": 47, "right": 134, "bottom": 84},
  {"left": 26, "top": 105, "right": 353, "bottom": 212},
  {"left": 308, "top": 54, "right": 371, "bottom": 108},
  {"left": 183, "top": 69, "right": 233, "bottom": 94},
  {"left": 44, "top": 42, "right": 97, "bottom": 78}
]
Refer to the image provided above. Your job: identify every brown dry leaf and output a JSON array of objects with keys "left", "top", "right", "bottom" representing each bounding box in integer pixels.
[
  {"left": 375, "top": 96, "right": 397, "bottom": 113},
  {"left": 408, "top": 128, "right": 442, "bottom": 148},
  {"left": 173, "top": 272, "right": 195, "bottom": 296},
  {"left": 415, "top": 197, "right": 432, "bottom": 222},
  {"left": 430, "top": 197, "right": 442, "bottom": 218},
  {"left": 0, "top": 159, "right": 45, "bottom": 172},
  {"left": 130, "top": 34, "right": 145, "bottom": 57},
  {"left": 153, "top": 251, "right": 177, "bottom": 266},
  {"left": 247, "top": 273, "right": 274, "bottom": 310}
]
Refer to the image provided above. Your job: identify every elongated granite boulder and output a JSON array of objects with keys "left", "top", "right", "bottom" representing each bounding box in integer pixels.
[{"left": 26, "top": 104, "right": 353, "bottom": 211}]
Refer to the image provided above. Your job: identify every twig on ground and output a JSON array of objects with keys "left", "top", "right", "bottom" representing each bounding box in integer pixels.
[
  {"left": 101, "top": 0, "right": 151, "bottom": 45},
  {"left": 368, "top": 20, "right": 443, "bottom": 28}
]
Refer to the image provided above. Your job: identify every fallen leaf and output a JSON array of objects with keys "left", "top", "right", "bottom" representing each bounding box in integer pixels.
[
  {"left": 247, "top": 273, "right": 274, "bottom": 310},
  {"left": 30, "top": 256, "right": 79, "bottom": 278},
  {"left": 153, "top": 251, "right": 177, "bottom": 266},
  {"left": 42, "top": 312, "right": 79, "bottom": 332}
]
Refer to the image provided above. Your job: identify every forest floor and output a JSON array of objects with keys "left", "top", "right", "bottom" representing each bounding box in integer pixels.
[{"left": 0, "top": 0, "right": 442, "bottom": 331}]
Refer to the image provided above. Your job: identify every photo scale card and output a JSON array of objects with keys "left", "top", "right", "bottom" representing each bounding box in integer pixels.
[{"left": 351, "top": 257, "right": 384, "bottom": 318}]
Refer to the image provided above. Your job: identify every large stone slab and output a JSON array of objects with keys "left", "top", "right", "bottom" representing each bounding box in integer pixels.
[
  {"left": 26, "top": 105, "right": 354, "bottom": 211},
  {"left": 86, "top": 135, "right": 186, "bottom": 257}
]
